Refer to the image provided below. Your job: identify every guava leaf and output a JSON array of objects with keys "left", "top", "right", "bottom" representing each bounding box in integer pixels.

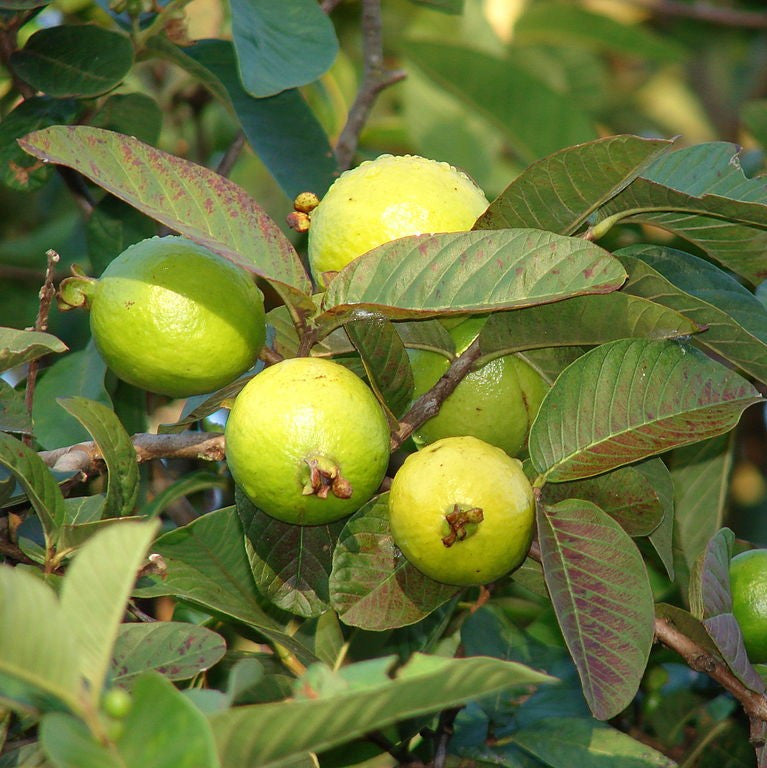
[
  {"left": 595, "top": 143, "right": 767, "bottom": 284},
  {"left": 405, "top": 40, "right": 595, "bottom": 164},
  {"left": 210, "top": 653, "right": 553, "bottom": 766},
  {"left": 139, "top": 471, "right": 228, "bottom": 518},
  {"left": 514, "top": 3, "right": 684, "bottom": 62},
  {"left": 669, "top": 434, "right": 733, "bottom": 594},
  {"left": 619, "top": 245, "right": 767, "bottom": 385},
  {"left": 0, "top": 432, "right": 65, "bottom": 544},
  {"left": 345, "top": 316, "right": 414, "bottom": 421},
  {"left": 636, "top": 459, "right": 676, "bottom": 580},
  {"left": 476, "top": 292, "right": 699, "bottom": 362},
  {"left": 0, "top": 566, "right": 82, "bottom": 715},
  {"left": 320, "top": 229, "right": 626, "bottom": 323},
  {"left": 528, "top": 338, "right": 763, "bottom": 483},
  {"left": 237, "top": 491, "right": 339, "bottom": 619},
  {"left": 132, "top": 506, "right": 317, "bottom": 666},
  {"left": 265, "top": 304, "right": 351, "bottom": 360},
  {"left": 408, "top": 0, "right": 463, "bottom": 13},
  {"left": 90, "top": 93, "right": 163, "bottom": 147},
  {"left": 179, "top": 38, "right": 338, "bottom": 199},
  {"left": 394, "top": 318, "right": 454, "bottom": 354},
  {"left": 540, "top": 459, "right": 667, "bottom": 537},
  {"left": 655, "top": 603, "right": 721, "bottom": 658},
  {"left": 39, "top": 714, "right": 122, "bottom": 768},
  {"left": 32, "top": 343, "right": 111, "bottom": 450},
  {"left": 329, "top": 494, "right": 457, "bottom": 631},
  {"left": 537, "top": 498, "right": 655, "bottom": 720},
  {"left": 59, "top": 519, "right": 159, "bottom": 705},
  {"left": 111, "top": 622, "right": 227, "bottom": 687},
  {"left": 689, "top": 528, "right": 765, "bottom": 693},
  {"left": 475, "top": 134, "right": 673, "bottom": 235},
  {"left": 18, "top": 126, "right": 313, "bottom": 310},
  {"left": 230, "top": 0, "right": 338, "bottom": 98},
  {"left": 0, "top": 380, "right": 32, "bottom": 435},
  {"left": 0, "top": 326, "right": 67, "bottom": 373},
  {"left": 10, "top": 26, "right": 133, "bottom": 98},
  {"left": 57, "top": 397, "right": 139, "bottom": 519},
  {"left": 520, "top": 346, "right": 586, "bottom": 387}
]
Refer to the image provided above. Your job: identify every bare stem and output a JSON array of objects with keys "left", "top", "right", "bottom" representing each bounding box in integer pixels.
[
  {"left": 624, "top": 0, "right": 767, "bottom": 28},
  {"left": 391, "top": 338, "right": 482, "bottom": 450},
  {"left": 24, "top": 250, "right": 60, "bottom": 439},
  {"left": 334, "top": 0, "right": 407, "bottom": 170},
  {"left": 216, "top": 131, "right": 246, "bottom": 178}
]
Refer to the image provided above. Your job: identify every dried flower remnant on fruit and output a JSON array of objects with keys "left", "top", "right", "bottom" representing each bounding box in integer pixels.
[
  {"left": 302, "top": 455, "right": 353, "bottom": 499},
  {"left": 442, "top": 505, "right": 484, "bottom": 547}
]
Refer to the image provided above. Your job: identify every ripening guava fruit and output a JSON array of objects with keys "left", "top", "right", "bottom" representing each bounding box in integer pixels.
[
  {"left": 225, "top": 357, "right": 391, "bottom": 525},
  {"left": 87, "top": 236, "right": 265, "bottom": 398},
  {"left": 388, "top": 435, "right": 534, "bottom": 586},
  {"left": 730, "top": 549, "right": 767, "bottom": 663}
]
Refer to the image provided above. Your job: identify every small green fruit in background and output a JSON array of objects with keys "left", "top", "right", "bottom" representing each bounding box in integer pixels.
[
  {"left": 730, "top": 549, "right": 767, "bottom": 663},
  {"left": 225, "top": 357, "right": 391, "bottom": 525},
  {"left": 306, "top": 154, "right": 489, "bottom": 286},
  {"left": 86, "top": 236, "right": 266, "bottom": 398},
  {"left": 408, "top": 316, "right": 548, "bottom": 457},
  {"left": 388, "top": 435, "right": 534, "bottom": 586}
]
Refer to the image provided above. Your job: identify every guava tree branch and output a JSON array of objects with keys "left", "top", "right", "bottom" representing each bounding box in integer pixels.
[
  {"left": 625, "top": 0, "right": 767, "bottom": 28},
  {"left": 334, "top": 0, "right": 407, "bottom": 170},
  {"left": 390, "top": 338, "right": 482, "bottom": 450}
]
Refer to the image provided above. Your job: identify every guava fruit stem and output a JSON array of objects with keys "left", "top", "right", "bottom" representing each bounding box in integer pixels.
[
  {"left": 442, "top": 505, "right": 484, "bottom": 548},
  {"left": 302, "top": 456, "right": 353, "bottom": 500}
]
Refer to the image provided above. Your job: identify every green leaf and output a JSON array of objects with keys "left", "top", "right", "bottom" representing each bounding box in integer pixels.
[
  {"left": 230, "top": 0, "right": 338, "bottom": 97},
  {"left": 0, "top": 380, "right": 31, "bottom": 435},
  {"left": 475, "top": 135, "right": 673, "bottom": 235},
  {"left": 10, "top": 26, "right": 133, "bottom": 98},
  {"left": 210, "top": 653, "right": 553, "bottom": 765},
  {"left": 537, "top": 499, "right": 655, "bottom": 720},
  {"left": 513, "top": 716, "right": 676, "bottom": 768},
  {"left": 0, "top": 567, "right": 82, "bottom": 715},
  {"left": 636, "top": 459, "right": 676, "bottom": 580},
  {"left": 238, "top": 491, "right": 339, "bottom": 618},
  {"left": 0, "top": 432, "right": 65, "bottom": 543},
  {"left": 111, "top": 622, "right": 226, "bottom": 687},
  {"left": 0, "top": 326, "right": 67, "bottom": 373},
  {"left": 528, "top": 338, "right": 763, "bottom": 483},
  {"left": 266, "top": 304, "right": 349, "bottom": 360},
  {"left": 90, "top": 93, "right": 163, "bottom": 146},
  {"left": 405, "top": 40, "right": 595, "bottom": 164},
  {"left": 133, "top": 506, "right": 317, "bottom": 666},
  {"left": 409, "top": 0, "right": 464, "bottom": 12},
  {"left": 670, "top": 435, "right": 733, "bottom": 594},
  {"left": 321, "top": 229, "right": 626, "bottom": 322},
  {"left": 32, "top": 343, "right": 111, "bottom": 451},
  {"left": 596, "top": 143, "right": 767, "bottom": 285},
  {"left": 57, "top": 397, "right": 139, "bottom": 518},
  {"left": 181, "top": 38, "right": 338, "bottom": 199},
  {"left": 116, "top": 673, "right": 220, "bottom": 768},
  {"left": 59, "top": 519, "right": 159, "bottom": 706},
  {"left": 18, "top": 126, "right": 313, "bottom": 310},
  {"left": 40, "top": 713, "right": 121, "bottom": 768},
  {"left": 394, "top": 318, "right": 454, "bottom": 354},
  {"left": 514, "top": 2, "right": 684, "bottom": 62},
  {"left": 540, "top": 460, "right": 666, "bottom": 537},
  {"left": 0, "top": 97, "right": 80, "bottom": 192},
  {"left": 346, "top": 316, "right": 414, "bottom": 421},
  {"left": 477, "top": 293, "right": 699, "bottom": 361},
  {"left": 329, "top": 494, "right": 457, "bottom": 631},
  {"left": 139, "top": 471, "right": 227, "bottom": 518},
  {"left": 619, "top": 245, "right": 767, "bottom": 385}
]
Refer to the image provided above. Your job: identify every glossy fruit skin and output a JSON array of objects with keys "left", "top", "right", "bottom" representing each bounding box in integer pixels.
[
  {"left": 225, "top": 357, "right": 391, "bottom": 525},
  {"left": 730, "top": 549, "right": 767, "bottom": 662},
  {"left": 389, "top": 435, "right": 534, "bottom": 586},
  {"left": 90, "top": 236, "right": 265, "bottom": 398},
  {"left": 409, "top": 317, "right": 548, "bottom": 457},
  {"left": 307, "top": 154, "right": 489, "bottom": 285}
]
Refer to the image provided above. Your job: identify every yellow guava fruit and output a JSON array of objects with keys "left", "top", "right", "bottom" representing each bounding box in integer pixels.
[
  {"left": 408, "top": 317, "right": 548, "bottom": 457},
  {"left": 388, "top": 435, "right": 534, "bottom": 586},
  {"left": 88, "top": 236, "right": 265, "bottom": 398},
  {"left": 307, "top": 154, "right": 489, "bottom": 286},
  {"left": 225, "top": 357, "right": 391, "bottom": 525},
  {"left": 730, "top": 549, "right": 767, "bottom": 663}
]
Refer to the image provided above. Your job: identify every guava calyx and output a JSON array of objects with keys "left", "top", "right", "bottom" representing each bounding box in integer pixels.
[
  {"left": 57, "top": 271, "right": 97, "bottom": 311},
  {"left": 302, "top": 455, "right": 353, "bottom": 500},
  {"left": 442, "top": 504, "right": 484, "bottom": 548}
]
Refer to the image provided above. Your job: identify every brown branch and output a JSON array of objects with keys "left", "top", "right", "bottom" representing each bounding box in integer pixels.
[
  {"left": 216, "top": 131, "right": 246, "bottom": 178},
  {"left": 391, "top": 338, "right": 482, "bottom": 451},
  {"left": 321, "top": 0, "right": 346, "bottom": 14},
  {"left": 23, "top": 250, "right": 59, "bottom": 443},
  {"left": 39, "top": 431, "right": 226, "bottom": 475},
  {"left": 625, "top": 0, "right": 767, "bottom": 28},
  {"left": 334, "top": 0, "right": 407, "bottom": 170},
  {"left": 654, "top": 615, "right": 767, "bottom": 745},
  {"left": 259, "top": 345, "right": 285, "bottom": 366}
]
